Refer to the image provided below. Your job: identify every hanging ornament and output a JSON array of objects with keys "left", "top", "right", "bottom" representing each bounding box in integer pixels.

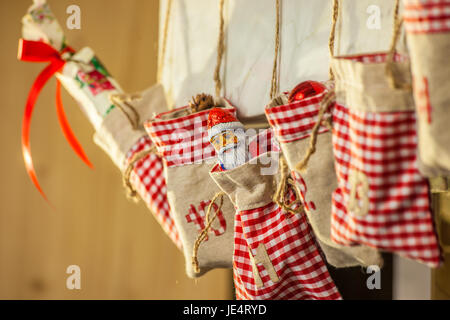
[{"left": 288, "top": 80, "right": 326, "bottom": 103}]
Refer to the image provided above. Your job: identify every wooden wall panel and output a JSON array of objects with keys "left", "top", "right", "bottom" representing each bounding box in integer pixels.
[{"left": 0, "top": 0, "right": 232, "bottom": 300}]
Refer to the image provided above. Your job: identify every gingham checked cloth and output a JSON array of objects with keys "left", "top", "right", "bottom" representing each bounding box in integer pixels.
[
  {"left": 233, "top": 200, "right": 341, "bottom": 300},
  {"left": 145, "top": 101, "right": 237, "bottom": 278},
  {"left": 330, "top": 52, "right": 442, "bottom": 268},
  {"left": 126, "top": 135, "right": 182, "bottom": 249},
  {"left": 403, "top": 0, "right": 450, "bottom": 34},
  {"left": 146, "top": 104, "right": 236, "bottom": 168},
  {"left": 265, "top": 91, "right": 331, "bottom": 144},
  {"left": 331, "top": 98, "right": 442, "bottom": 268},
  {"left": 265, "top": 90, "right": 331, "bottom": 213},
  {"left": 210, "top": 131, "right": 341, "bottom": 300}
]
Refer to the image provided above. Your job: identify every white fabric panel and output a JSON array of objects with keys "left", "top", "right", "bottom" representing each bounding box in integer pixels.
[{"left": 159, "top": 0, "right": 400, "bottom": 119}]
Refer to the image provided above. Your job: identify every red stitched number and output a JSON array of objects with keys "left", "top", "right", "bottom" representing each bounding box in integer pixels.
[
  {"left": 415, "top": 76, "right": 432, "bottom": 124},
  {"left": 186, "top": 200, "right": 227, "bottom": 240},
  {"left": 292, "top": 171, "right": 316, "bottom": 211}
]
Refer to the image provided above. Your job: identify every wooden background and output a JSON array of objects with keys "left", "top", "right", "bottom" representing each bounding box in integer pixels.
[
  {"left": 0, "top": 0, "right": 232, "bottom": 299},
  {"left": 2, "top": 0, "right": 450, "bottom": 301}
]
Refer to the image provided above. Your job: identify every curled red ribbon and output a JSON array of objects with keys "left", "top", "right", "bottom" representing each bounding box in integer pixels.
[{"left": 18, "top": 39, "right": 93, "bottom": 202}]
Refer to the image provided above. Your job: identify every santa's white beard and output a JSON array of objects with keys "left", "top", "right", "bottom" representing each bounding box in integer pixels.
[{"left": 218, "top": 142, "right": 247, "bottom": 170}]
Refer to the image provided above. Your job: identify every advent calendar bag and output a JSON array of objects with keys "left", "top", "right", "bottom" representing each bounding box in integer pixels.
[
  {"left": 145, "top": 99, "right": 235, "bottom": 278},
  {"left": 20, "top": 0, "right": 181, "bottom": 249},
  {"left": 210, "top": 142, "right": 341, "bottom": 300},
  {"left": 403, "top": 0, "right": 450, "bottom": 177},
  {"left": 330, "top": 52, "right": 442, "bottom": 267},
  {"left": 265, "top": 85, "right": 382, "bottom": 268}
]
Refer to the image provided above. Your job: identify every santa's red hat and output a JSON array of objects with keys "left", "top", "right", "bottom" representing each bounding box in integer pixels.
[{"left": 207, "top": 108, "right": 244, "bottom": 141}]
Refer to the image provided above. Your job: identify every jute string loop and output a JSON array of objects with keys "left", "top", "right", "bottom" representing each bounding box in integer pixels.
[
  {"left": 274, "top": 157, "right": 304, "bottom": 215},
  {"left": 295, "top": 90, "right": 336, "bottom": 172},
  {"left": 192, "top": 191, "right": 225, "bottom": 274},
  {"left": 214, "top": 0, "right": 226, "bottom": 97},
  {"left": 157, "top": 0, "right": 173, "bottom": 84},
  {"left": 270, "top": 0, "right": 281, "bottom": 100},
  {"left": 385, "top": 0, "right": 412, "bottom": 90},
  {"left": 328, "top": 0, "right": 339, "bottom": 80},
  {"left": 123, "top": 146, "right": 157, "bottom": 202},
  {"left": 109, "top": 93, "right": 142, "bottom": 130}
]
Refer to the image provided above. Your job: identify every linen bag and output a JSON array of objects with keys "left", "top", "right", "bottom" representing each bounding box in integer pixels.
[
  {"left": 265, "top": 87, "right": 382, "bottom": 268},
  {"left": 402, "top": 0, "right": 450, "bottom": 177},
  {"left": 210, "top": 131, "right": 341, "bottom": 300},
  {"left": 145, "top": 99, "right": 236, "bottom": 278},
  {"left": 330, "top": 52, "right": 442, "bottom": 267}
]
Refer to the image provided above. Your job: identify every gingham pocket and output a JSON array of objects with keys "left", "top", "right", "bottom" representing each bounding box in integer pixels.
[
  {"left": 330, "top": 52, "right": 443, "bottom": 267},
  {"left": 144, "top": 101, "right": 237, "bottom": 278}
]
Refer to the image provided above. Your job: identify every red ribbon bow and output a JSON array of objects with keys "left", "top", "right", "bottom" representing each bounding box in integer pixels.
[{"left": 18, "top": 39, "right": 93, "bottom": 203}]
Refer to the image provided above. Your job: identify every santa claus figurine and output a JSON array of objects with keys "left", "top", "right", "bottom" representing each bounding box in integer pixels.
[{"left": 208, "top": 108, "right": 247, "bottom": 170}]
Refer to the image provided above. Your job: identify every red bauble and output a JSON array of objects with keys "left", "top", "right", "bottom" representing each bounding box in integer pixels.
[{"left": 288, "top": 81, "right": 326, "bottom": 103}]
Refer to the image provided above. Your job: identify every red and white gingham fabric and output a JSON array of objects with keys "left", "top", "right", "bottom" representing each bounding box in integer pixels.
[
  {"left": 265, "top": 87, "right": 332, "bottom": 212},
  {"left": 331, "top": 100, "right": 442, "bottom": 268},
  {"left": 265, "top": 91, "right": 330, "bottom": 144},
  {"left": 227, "top": 129, "right": 340, "bottom": 300},
  {"left": 403, "top": 0, "right": 450, "bottom": 34},
  {"left": 248, "top": 128, "right": 278, "bottom": 158},
  {"left": 234, "top": 267, "right": 251, "bottom": 300},
  {"left": 233, "top": 201, "right": 341, "bottom": 300},
  {"left": 145, "top": 105, "right": 236, "bottom": 168},
  {"left": 126, "top": 135, "right": 182, "bottom": 249}
]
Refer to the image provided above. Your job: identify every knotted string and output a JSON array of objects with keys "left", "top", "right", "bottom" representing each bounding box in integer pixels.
[
  {"left": 192, "top": 191, "right": 225, "bottom": 274},
  {"left": 123, "top": 146, "right": 157, "bottom": 202},
  {"left": 295, "top": 90, "right": 336, "bottom": 172},
  {"left": 274, "top": 157, "right": 304, "bottom": 215}
]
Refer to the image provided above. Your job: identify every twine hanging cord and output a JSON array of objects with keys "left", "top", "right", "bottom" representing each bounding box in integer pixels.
[
  {"left": 385, "top": 0, "right": 411, "bottom": 90},
  {"left": 328, "top": 0, "right": 339, "bottom": 80},
  {"left": 157, "top": 0, "right": 173, "bottom": 84},
  {"left": 270, "top": 0, "right": 281, "bottom": 100},
  {"left": 192, "top": 191, "right": 225, "bottom": 274},
  {"left": 295, "top": 90, "right": 335, "bottom": 173},
  {"left": 123, "top": 146, "right": 157, "bottom": 202},
  {"left": 109, "top": 93, "right": 142, "bottom": 130},
  {"left": 214, "top": 0, "right": 226, "bottom": 97},
  {"left": 274, "top": 157, "right": 304, "bottom": 216}
]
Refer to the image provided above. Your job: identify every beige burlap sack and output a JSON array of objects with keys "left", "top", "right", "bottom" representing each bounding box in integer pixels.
[
  {"left": 94, "top": 84, "right": 167, "bottom": 171},
  {"left": 210, "top": 145, "right": 341, "bottom": 300},
  {"left": 265, "top": 89, "right": 382, "bottom": 268},
  {"left": 403, "top": 0, "right": 450, "bottom": 177},
  {"left": 145, "top": 98, "right": 235, "bottom": 278},
  {"left": 329, "top": 51, "right": 442, "bottom": 268}
]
